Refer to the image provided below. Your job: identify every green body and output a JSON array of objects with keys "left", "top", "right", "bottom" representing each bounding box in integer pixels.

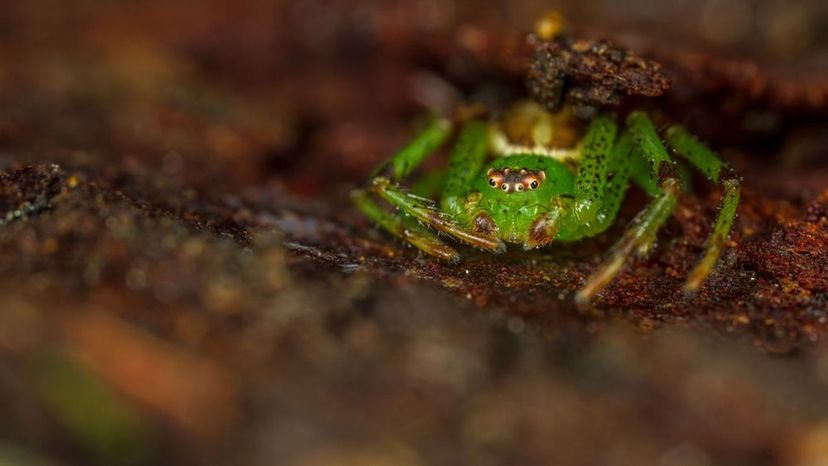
[
  {"left": 353, "top": 106, "right": 741, "bottom": 304},
  {"left": 465, "top": 154, "right": 575, "bottom": 244}
]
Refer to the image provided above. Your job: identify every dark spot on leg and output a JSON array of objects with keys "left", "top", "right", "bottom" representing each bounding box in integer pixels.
[
  {"left": 427, "top": 211, "right": 447, "bottom": 227},
  {"left": 528, "top": 216, "right": 557, "bottom": 248},
  {"left": 474, "top": 212, "right": 497, "bottom": 236},
  {"left": 658, "top": 163, "right": 677, "bottom": 181}
]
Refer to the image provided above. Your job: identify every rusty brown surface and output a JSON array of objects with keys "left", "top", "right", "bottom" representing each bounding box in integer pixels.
[
  {"left": 1, "top": 1, "right": 828, "bottom": 465},
  {"left": 527, "top": 37, "right": 671, "bottom": 111}
]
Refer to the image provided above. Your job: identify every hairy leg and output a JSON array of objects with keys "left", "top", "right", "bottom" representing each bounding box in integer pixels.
[
  {"left": 666, "top": 125, "right": 741, "bottom": 292},
  {"left": 352, "top": 116, "right": 456, "bottom": 258},
  {"left": 576, "top": 177, "right": 680, "bottom": 307},
  {"left": 623, "top": 111, "right": 678, "bottom": 256},
  {"left": 578, "top": 130, "right": 635, "bottom": 238},
  {"left": 440, "top": 119, "right": 490, "bottom": 217},
  {"left": 627, "top": 111, "right": 673, "bottom": 178},
  {"left": 576, "top": 113, "right": 681, "bottom": 306},
  {"left": 371, "top": 177, "right": 505, "bottom": 252},
  {"left": 352, "top": 189, "right": 460, "bottom": 261},
  {"left": 571, "top": 115, "right": 618, "bottom": 222},
  {"left": 538, "top": 114, "right": 619, "bottom": 247},
  {"left": 360, "top": 118, "right": 505, "bottom": 255}
]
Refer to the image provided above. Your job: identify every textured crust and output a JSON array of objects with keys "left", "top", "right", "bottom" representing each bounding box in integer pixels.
[{"left": 526, "top": 37, "right": 672, "bottom": 111}]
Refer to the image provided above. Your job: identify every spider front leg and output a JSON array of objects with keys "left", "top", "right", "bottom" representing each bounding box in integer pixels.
[
  {"left": 353, "top": 117, "right": 504, "bottom": 260},
  {"left": 374, "top": 119, "right": 504, "bottom": 252},
  {"left": 666, "top": 125, "right": 741, "bottom": 293},
  {"left": 352, "top": 117, "right": 460, "bottom": 259},
  {"left": 576, "top": 112, "right": 680, "bottom": 306},
  {"left": 352, "top": 189, "right": 460, "bottom": 261}
]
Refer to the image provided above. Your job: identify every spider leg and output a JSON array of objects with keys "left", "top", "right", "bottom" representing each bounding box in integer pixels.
[
  {"left": 574, "top": 129, "right": 635, "bottom": 239},
  {"left": 576, "top": 178, "right": 680, "bottom": 306},
  {"left": 576, "top": 112, "right": 680, "bottom": 306},
  {"left": 625, "top": 111, "right": 679, "bottom": 256},
  {"left": 352, "top": 189, "right": 460, "bottom": 261},
  {"left": 352, "top": 116, "right": 459, "bottom": 258},
  {"left": 373, "top": 116, "right": 453, "bottom": 180},
  {"left": 371, "top": 178, "right": 505, "bottom": 253},
  {"left": 360, "top": 118, "right": 505, "bottom": 256},
  {"left": 542, "top": 114, "right": 625, "bottom": 248},
  {"left": 571, "top": 114, "right": 618, "bottom": 226},
  {"left": 440, "top": 120, "right": 490, "bottom": 216},
  {"left": 666, "top": 125, "right": 741, "bottom": 293}
]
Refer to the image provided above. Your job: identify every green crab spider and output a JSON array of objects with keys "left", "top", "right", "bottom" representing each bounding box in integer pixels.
[{"left": 352, "top": 102, "right": 740, "bottom": 305}]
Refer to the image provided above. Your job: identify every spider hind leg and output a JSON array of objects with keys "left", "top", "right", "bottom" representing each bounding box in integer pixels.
[{"left": 666, "top": 125, "right": 741, "bottom": 293}]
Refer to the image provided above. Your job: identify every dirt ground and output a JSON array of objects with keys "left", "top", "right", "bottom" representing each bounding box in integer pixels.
[{"left": 1, "top": 1, "right": 828, "bottom": 465}]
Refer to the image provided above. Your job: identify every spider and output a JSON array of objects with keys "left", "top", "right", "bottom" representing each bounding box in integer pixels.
[{"left": 352, "top": 32, "right": 740, "bottom": 306}]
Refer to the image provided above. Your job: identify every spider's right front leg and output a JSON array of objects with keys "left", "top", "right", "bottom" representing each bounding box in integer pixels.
[
  {"left": 370, "top": 119, "right": 505, "bottom": 253},
  {"left": 352, "top": 117, "right": 459, "bottom": 260},
  {"left": 353, "top": 117, "right": 503, "bottom": 261},
  {"left": 352, "top": 188, "right": 460, "bottom": 261}
]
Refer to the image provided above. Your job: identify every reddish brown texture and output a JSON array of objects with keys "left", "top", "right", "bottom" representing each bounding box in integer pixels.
[
  {"left": 0, "top": 164, "right": 67, "bottom": 223},
  {"left": 4, "top": 162, "right": 819, "bottom": 351},
  {"left": 1, "top": 1, "right": 828, "bottom": 466}
]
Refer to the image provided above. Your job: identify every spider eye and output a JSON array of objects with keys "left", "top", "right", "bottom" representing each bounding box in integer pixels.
[
  {"left": 530, "top": 180, "right": 539, "bottom": 189},
  {"left": 515, "top": 184, "right": 524, "bottom": 192},
  {"left": 489, "top": 178, "right": 497, "bottom": 187},
  {"left": 501, "top": 184, "right": 509, "bottom": 191}
]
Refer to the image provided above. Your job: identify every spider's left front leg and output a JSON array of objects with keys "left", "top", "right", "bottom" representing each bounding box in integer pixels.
[{"left": 576, "top": 112, "right": 681, "bottom": 306}]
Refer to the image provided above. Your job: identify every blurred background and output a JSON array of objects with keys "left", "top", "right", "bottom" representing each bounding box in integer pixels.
[{"left": 1, "top": 1, "right": 828, "bottom": 465}]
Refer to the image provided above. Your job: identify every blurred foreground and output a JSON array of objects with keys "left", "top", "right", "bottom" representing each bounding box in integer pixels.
[{"left": 1, "top": 1, "right": 828, "bottom": 465}]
